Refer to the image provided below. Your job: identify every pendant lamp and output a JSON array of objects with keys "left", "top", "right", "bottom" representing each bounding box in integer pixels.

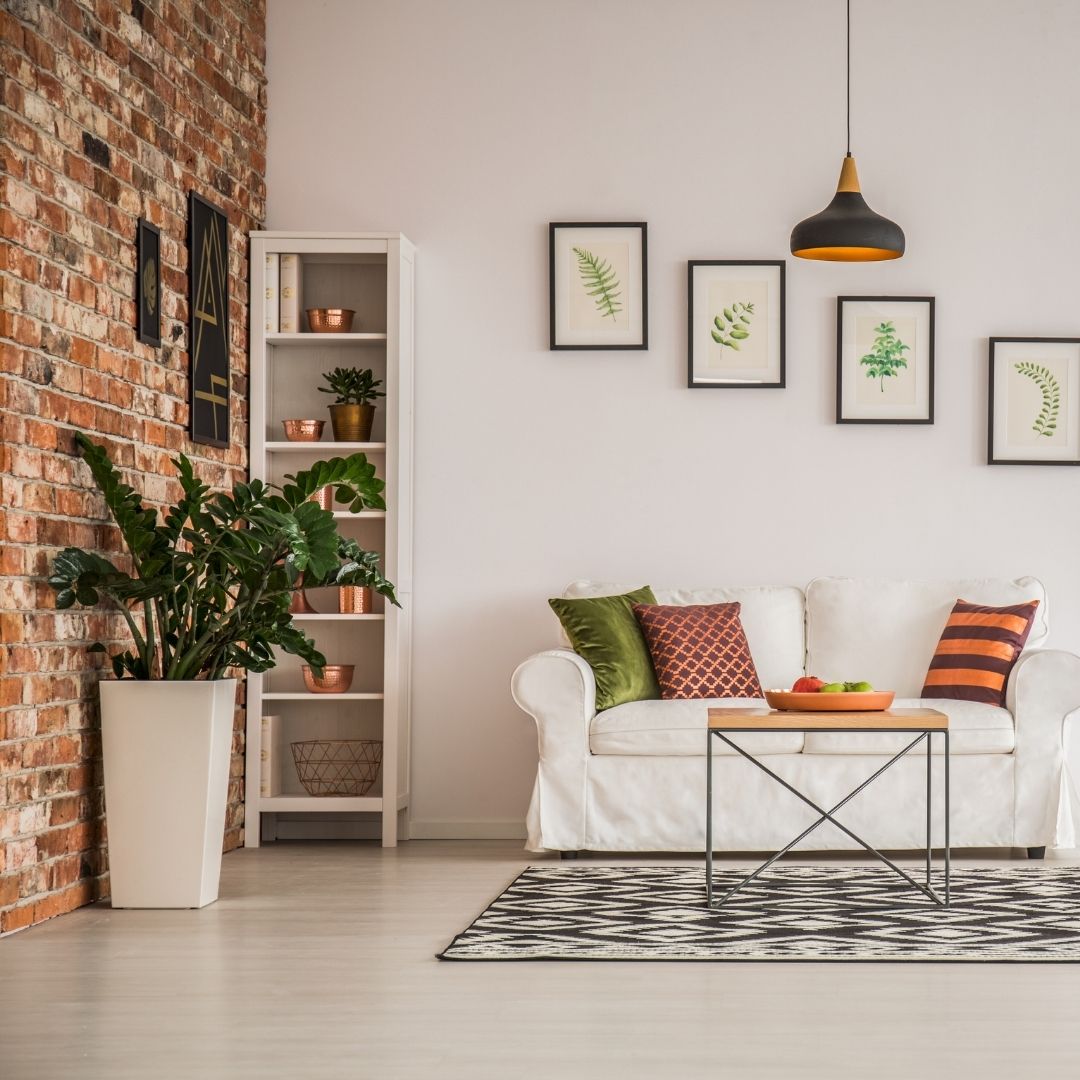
[{"left": 790, "top": 0, "right": 905, "bottom": 261}]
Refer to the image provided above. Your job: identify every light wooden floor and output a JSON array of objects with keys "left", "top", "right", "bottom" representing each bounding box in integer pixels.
[{"left": 2, "top": 841, "right": 1080, "bottom": 1080}]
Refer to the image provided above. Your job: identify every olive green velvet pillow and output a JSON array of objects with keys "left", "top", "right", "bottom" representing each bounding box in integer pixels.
[{"left": 548, "top": 586, "right": 661, "bottom": 711}]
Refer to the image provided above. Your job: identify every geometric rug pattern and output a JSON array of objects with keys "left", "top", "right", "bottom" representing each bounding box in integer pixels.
[{"left": 438, "top": 865, "right": 1080, "bottom": 962}]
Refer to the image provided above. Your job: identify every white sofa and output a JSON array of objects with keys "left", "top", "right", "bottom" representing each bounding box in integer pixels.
[{"left": 512, "top": 577, "right": 1080, "bottom": 855}]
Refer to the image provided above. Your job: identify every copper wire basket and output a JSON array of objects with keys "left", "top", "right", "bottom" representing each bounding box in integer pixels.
[
  {"left": 306, "top": 308, "right": 355, "bottom": 333},
  {"left": 291, "top": 739, "right": 382, "bottom": 797}
]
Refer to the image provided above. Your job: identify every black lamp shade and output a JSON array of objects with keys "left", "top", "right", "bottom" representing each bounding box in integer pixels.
[{"left": 790, "top": 155, "right": 905, "bottom": 262}]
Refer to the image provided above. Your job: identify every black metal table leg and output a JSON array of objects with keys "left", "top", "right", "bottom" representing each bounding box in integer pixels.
[
  {"left": 926, "top": 730, "right": 932, "bottom": 887},
  {"left": 705, "top": 728, "right": 713, "bottom": 906},
  {"left": 944, "top": 729, "right": 950, "bottom": 907}
]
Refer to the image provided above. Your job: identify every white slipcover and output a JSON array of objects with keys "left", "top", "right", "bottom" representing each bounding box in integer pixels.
[{"left": 513, "top": 577, "right": 1080, "bottom": 853}]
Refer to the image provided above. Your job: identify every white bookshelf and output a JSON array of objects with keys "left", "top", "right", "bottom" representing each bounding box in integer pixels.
[{"left": 245, "top": 232, "right": 415, "bottom": 847}]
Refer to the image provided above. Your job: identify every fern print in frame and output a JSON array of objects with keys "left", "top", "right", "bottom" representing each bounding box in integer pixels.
[
  {"left": 1014, "top": 362, "right": 1060, "bottom": 437},
  {"left": 572, "top": 247, "right": 622, "bottom": 321},
  {"left": 837, "top": 297, "right": 934, "bottom": 423},
  {"left": 549, "top": 222, "right": 647, "bottom": 350},
  {"left": 989, "top": 338, "right": 1080, "bottom": 465}
]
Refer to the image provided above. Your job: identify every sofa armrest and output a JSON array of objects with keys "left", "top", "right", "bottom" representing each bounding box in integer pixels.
[
  {"left": 511, "top": 649, "right": 595, "bottom": 759},
  {"left": 1008, "top": 649, "right": 1080, "bottom": 847},
  {"left": 511, "top": 649, "right": 595, "bottom": 852}
]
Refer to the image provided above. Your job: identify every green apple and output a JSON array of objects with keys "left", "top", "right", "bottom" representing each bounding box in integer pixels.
[
  {"left": 819, "top": 682, "right": 846, "bottom": 693},
  {"left": 847, "top": 680, "right": 874, "bottom": 693}
]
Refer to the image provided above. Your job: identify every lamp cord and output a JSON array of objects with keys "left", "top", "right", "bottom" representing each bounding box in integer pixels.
[{"left": 846, "top": 0, "right": 851, "bottom": 156}]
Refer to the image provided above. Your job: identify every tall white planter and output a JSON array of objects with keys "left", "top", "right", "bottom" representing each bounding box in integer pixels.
[{"left": 100, "top": 679, "right": 236, "bottom": 908}]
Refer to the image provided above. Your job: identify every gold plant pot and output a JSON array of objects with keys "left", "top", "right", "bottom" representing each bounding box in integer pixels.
[
  {"left": 301, "top": 665, "right": 355, "bottom": 694},
  {"left": 306, "top": 308, "right": 356, "bottom": 333},
  {"left": 282, "top": 419, "right": 325, "bottom": 442},
  {"left": 310, "top": 484, "right": 335, "bottom": 511},
  {"left": 328, "top": 403, "right": 375, "bottom": 442},
  {"left": 339, "top": 585, "right": 374, "bottom": 614}
]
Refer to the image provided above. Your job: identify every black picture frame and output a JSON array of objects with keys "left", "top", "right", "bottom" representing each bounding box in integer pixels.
[
  {"left": 549, "top": 221, "right": 648, "bottom": 350},
  {"left": 687, "top": 260, "right": 786, "bottom": 389},
  {"left": 836, "top": 296, "right": 935, "bottom": 424},
  {"left": 988, "top": 337, "right": 1080, "bottom": 466},
  {"left": 136, "top": 218, "right": 161, "bottom": 348},
  {"left": 188, "top": 191, "right": 230, "bottom": 448}
]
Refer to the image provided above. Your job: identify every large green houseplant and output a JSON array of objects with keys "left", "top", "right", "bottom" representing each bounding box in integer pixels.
[{"left": 49, "top": 434, "right": 398, "bottom": 908}]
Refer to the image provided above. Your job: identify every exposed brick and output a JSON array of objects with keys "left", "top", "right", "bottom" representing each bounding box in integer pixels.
[{"left": 1, "top": 0, "right": 264, "bottom": 931}]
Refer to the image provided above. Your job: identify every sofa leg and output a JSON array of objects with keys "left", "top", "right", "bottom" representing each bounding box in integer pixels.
[
  {"left": 1027, "top": 846, "right": 1047, "bottom": 860},
  {"left": 560, "top": 850, "right": 580, "bottom": 860}
]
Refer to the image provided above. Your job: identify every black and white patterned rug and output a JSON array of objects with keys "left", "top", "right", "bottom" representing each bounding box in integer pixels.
[{"left": 438, "top": 865, "right": 1080, "bottom": 962}]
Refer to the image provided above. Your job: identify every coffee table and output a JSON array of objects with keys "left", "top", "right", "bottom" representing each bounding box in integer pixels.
[{"left": 706, "top": 707, "right": 950, "bottom": 909}]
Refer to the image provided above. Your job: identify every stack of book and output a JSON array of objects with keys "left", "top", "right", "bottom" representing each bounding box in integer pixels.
[{"left": 264, "top": 253, "right": 302, "bottom": 333}]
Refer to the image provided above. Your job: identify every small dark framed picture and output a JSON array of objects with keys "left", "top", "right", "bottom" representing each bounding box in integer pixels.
[
  {"left": 687, "top": 260, "right": 785, "bottom": 388},
  {"left": 988, "top": 337, "right": 1080, "bottom": 465},
  {"left": 188, "top": 191, "right": 230, "bottom": 448},
  {"left": 549, "top": 222, "right": 647, "bottom": 350},
  {"left": 837, "top": 296, "right": 935, "bottom": 423},
  {"left": 136, "top": 218, "right": 161, "bottom": 347}
]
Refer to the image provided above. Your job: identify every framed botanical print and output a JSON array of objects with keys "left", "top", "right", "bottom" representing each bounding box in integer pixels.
[
  {"left": 136, "top": 218, "right": 161, "bottom": 347},
  {"left": 188, "top": 191, "right": 230, "bottom": 448},
  {"left": 837, "top": 296, "right": 935, "bottom": 424},
  {"left": 988, "top": 338, "right": 1080, "bottom": 465},
  {"left": 549, "top": 222, "right": 647, "bottom": 350},
  {"left": 687, "top": 260, "right": 785, "bottom": 388}
]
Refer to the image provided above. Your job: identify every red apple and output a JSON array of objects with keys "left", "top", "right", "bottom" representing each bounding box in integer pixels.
[{"left": 791, "top": 676, "right": 825, "bottom": 693}]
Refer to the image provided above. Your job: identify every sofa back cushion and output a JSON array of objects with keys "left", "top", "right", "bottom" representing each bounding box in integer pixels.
[
  {"left": 805, "top": 577, "right": 1049, "bottom": 698},
  {"left": 562, "top": 582, "right": 805, "bottom": 691}
]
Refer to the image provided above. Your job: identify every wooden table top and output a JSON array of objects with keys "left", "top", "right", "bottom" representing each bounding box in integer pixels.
[{"left": 708, "top": 707, "right": 949, "bottom": 731}]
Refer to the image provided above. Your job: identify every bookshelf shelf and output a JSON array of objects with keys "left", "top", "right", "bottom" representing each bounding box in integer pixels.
[
  {"left": 247, "top": 232, "right": 414, "bottom": 849},
  {"left": 265, "top": 441, "right": 387, "bottom": 453},
  {"left": 266, "top": 332, "right": 387, "bottom": 346}
]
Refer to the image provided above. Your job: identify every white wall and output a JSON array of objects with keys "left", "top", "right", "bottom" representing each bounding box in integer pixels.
[{"left": 266, "top": 0, "right": 1080, "bottom": 836}]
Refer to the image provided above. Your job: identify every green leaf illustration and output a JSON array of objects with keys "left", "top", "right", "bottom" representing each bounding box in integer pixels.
[
  {"left": 572, "top": 247, "right": 622, "bottom": 320},
  {"left": 710, "top": 300, "right": 754, "bottom": 351},
  {"left": 1015, "top": 361, "right": 1060, "bottom": 438},
  {"left": 859, "top": 321, "right": 910, "bottom": 391}
]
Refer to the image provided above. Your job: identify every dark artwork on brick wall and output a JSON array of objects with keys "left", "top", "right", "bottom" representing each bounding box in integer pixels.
[
  {"left": 136, "top": 218, "right": 161, "bottom": 347},
  {"left": 188, "top": 191, "right": 230, "bottom": 447}
]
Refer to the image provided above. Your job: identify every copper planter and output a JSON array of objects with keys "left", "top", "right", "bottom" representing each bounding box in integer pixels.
[
  {"left": 328, "top": 403, "right": 375, "bottom": 442},
  {"left": 301, "top": 665, "right": 355, "bottom": 694},
  {"left": 310, "top": 484, "right": 335, "bottom": 511},
  {"left": 339, "top": 585, "right": 374, "bottom": 614},
  {"left": 282, "top": 419, "right": 325, "bottom": 442}
]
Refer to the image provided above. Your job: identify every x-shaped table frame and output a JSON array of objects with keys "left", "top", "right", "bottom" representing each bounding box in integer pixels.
[{"left": 705, "top": 722, "right": 950, "bottom": 910}]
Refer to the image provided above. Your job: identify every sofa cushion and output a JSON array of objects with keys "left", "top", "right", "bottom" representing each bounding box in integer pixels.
[
  {"left": 590, "top": 697, "right": 804, "bottom": 756},
  {"left": 564, "top": 582, "right": 805, "bottom": 692},
  {"left": 548, "top": 586, "right": 660, "bottom": 711},
  {"left": 802, "top": 698, "right": 1014, "bottom": 756},
  {"left": 805, "top": 577, "right": 1048, "bottom": 698},
  {"left": 922, "top": 598, "right": 1040, "bottom": 706},
  {"left": 633, "top": 602, "right": 762, "bottom": 699}
]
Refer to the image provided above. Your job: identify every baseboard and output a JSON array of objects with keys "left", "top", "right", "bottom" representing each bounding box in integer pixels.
[{"left": 408, "top": 819, "right": 527, "bottom": 840}]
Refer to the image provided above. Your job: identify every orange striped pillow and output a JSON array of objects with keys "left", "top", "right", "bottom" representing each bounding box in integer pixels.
[{"left": 921, "top": 599, "right": 1040, "bottom": 706}]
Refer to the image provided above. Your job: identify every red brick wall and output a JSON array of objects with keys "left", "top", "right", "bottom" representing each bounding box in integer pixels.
[{"left": 0, "top": 0, "right": 266, "bottom": 931}]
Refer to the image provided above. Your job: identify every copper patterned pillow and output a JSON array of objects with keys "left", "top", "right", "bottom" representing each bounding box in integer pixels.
[{"left": 632, "top": 602, "right": 762, "bottom": 700}]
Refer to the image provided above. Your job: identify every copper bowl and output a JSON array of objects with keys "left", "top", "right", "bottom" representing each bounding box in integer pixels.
[
  {"left": 282, "top": 419, "right": 325, "bottom": 442},
  {"left": 306, "top": 308, "right": 355, "bottom": 333},
  {"left": 301, "top": 664, "right": 354, "bottom": 694}
]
